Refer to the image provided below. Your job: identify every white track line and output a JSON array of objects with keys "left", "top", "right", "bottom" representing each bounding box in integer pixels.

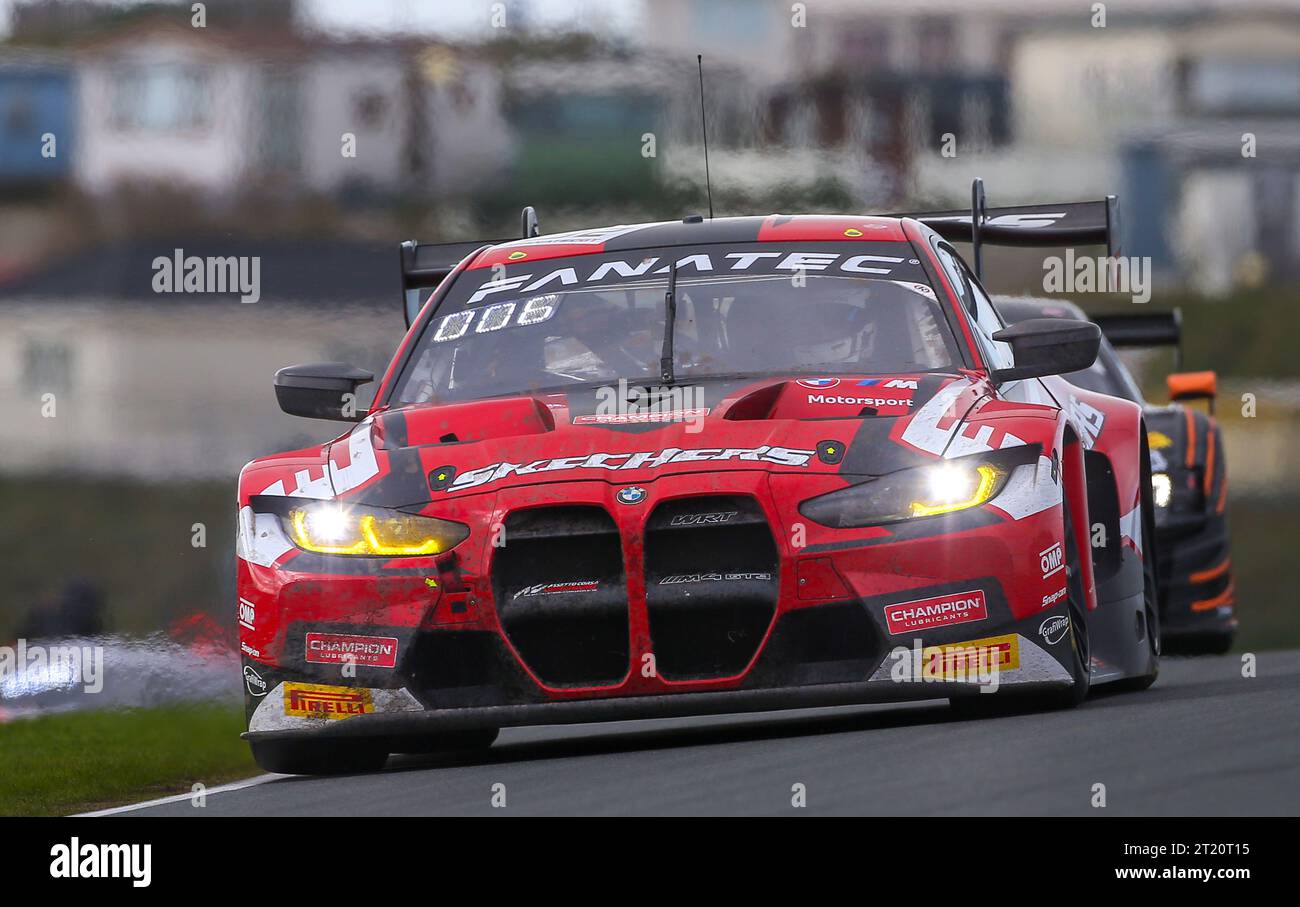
[{"left": 74, "top": 773, "right": 284, "bottom": 816}]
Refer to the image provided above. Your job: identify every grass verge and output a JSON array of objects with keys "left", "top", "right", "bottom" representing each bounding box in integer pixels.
[
  {"left": 1230, "top": 496, "right": 1298, "bottom": 653},
  {"left": 0, "top": 701, "right": 256, "bottom": 817}
]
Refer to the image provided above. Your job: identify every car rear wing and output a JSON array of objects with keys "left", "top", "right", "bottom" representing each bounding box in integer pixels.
[
  {"left": 399, "top": 240, "right": 496, "bottom": 327},
  {"left": 1092, "top": 309, "right": 1183, "bottom": 370},
  {"left": 897, "top": 179, "right": 1121, "bottom": 281},
  {"left": 398, "top": 207, "right": 541, "bottom": 327}
]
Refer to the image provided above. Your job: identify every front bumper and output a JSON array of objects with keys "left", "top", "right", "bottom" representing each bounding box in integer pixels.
[
  {"left": 1154, "top": 514, "right": 1236, "bottom": 640},
  {"left": 243, "top": 635, "right": 1074, "bottom": 746},
  {"left": 240, "top": 470, "right": 1079, "bottom": 736}
]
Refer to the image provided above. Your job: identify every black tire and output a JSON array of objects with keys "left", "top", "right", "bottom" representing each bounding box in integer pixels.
[
  {"left": 1028, "top": 489, "right": 1092, "bottom": 708},
  {"left": 249, "top": 738, "right": 389, "bottom": 775},
  {"left": 391, "top": 728, "right": 499, "bottom": 755},
  {"left": 1112, "top": 438, "right": 1162, "bottom": 691}
]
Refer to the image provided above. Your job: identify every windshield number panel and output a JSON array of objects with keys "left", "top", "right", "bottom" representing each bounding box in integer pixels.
[{"left": 433, "top": 294, "right": 559, "bottom": 343}]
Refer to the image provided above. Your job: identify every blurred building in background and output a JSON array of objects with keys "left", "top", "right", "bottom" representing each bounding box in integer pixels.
[
  {"left": 0, "top": 0, "right": 1298, "bottom": 483},
  {"left": 0, "top": 0, "right": 1295, "bottom": 649}
]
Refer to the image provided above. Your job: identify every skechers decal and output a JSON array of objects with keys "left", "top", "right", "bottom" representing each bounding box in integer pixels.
[{"left": 442, "top": 446, "right": 815, "bottom": 493}]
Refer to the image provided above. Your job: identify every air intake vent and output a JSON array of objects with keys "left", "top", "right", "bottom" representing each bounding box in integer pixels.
[
  {"left": 644, "top": 496, "right": 778, "bottom": 680},
  {"left": 492, "top": 506, "right": 629, "bottom": 687}
]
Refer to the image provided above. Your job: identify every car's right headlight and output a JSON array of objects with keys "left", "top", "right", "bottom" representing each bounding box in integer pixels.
[{"left": 799, "top": 450, "right": 1031, "bottom": 529}]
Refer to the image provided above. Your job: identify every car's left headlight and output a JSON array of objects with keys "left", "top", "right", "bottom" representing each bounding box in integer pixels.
[
  {"left": 799, "top": 452, "right": 1027, "bottom": 529},
  {"left": 279, "top": 501, "right": 468, "bottom": 556}
]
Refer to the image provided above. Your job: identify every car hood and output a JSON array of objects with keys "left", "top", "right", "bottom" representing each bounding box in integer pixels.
[{"left": 327, "top": 373, "right": 991, "bottom": 508}]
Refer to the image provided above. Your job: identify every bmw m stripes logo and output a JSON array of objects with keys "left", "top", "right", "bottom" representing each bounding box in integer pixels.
[{"left": 616, "top": 486, "right": 647, "bottom": 505}]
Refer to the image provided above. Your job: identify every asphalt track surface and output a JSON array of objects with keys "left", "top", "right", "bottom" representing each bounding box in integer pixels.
[{"left": 124, "top": 650, "right": 1300, "bottom": 816}]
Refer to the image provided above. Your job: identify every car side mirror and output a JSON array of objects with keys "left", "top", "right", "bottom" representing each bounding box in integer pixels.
[
  {"left": 990, "top": 318, "right": 1100, "bottom": 383},
  {"left": 274, "top": 363, "right": 374, "bottom": 421}
]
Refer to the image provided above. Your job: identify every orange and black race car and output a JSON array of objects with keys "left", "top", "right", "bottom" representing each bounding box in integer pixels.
[{"left": 994, "top": 299, "right": 1236, "bottom": 654}]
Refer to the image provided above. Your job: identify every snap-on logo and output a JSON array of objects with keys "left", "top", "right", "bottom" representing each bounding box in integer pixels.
[{"left": 883, "top": 590, "right": 988, "bottom": 635}]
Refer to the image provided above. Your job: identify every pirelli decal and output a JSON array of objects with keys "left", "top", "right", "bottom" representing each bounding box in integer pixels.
[
  {"left": 283, "top": 682, "right": 374, "bottom": 720},
  {"left": 920, "top": 634, "right": 1020, "bottom": 680}
]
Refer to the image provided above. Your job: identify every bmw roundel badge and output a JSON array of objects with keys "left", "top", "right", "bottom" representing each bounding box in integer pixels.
[{"left": 616, "top": 486, "right": 647, "bottom": 505}]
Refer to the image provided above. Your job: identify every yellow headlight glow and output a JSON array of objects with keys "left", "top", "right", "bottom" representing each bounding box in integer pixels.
[
  {"left": 288, "top": 506, "right": 462, "bottom": 556},
  {"left": 909, "top": 464, "right": 1002, "bottom": 517}
]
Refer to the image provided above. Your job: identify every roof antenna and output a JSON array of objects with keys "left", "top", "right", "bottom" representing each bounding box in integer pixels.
[{"left": 697, "top": 54, "right": 714, "bottom": 220}]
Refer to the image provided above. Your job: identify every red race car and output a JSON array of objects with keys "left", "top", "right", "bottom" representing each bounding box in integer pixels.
[{"left": 236, "top": 184, "right": 1160, "bottom": 774}]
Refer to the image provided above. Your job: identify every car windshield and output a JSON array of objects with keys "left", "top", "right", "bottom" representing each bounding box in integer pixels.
[{"left": 390, "top": 242, "right": 962, "bottom": 404}]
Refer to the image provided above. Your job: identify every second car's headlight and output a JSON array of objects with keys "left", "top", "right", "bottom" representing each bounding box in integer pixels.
[
  {"left": 1151, "top": 472, "right": 1172, "bottom": 508},
  {"left": 283, "top": 502, "right": 468, "bottom": 556},
  {"left": 799, "top": 452, "right": 1025, "bottom": 529}
]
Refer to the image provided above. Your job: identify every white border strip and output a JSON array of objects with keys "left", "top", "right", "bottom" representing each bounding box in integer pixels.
[{"left": 74, "top": 773, "right": 283, "bottom": 817}]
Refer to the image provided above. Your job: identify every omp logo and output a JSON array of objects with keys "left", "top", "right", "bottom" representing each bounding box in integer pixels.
[
  {"left": 1040, "top": 543, "right": 1065, "bottom": 580},
  {"left": 238, "top": 597, "right": 256, "bottom": 631},
  {"left": 283, "top": 682, "right": 374, "bottom": 719},
  {"left": 883, "top": 590, "right": 988, "bottom": 635},
  {"left": 50, "top": 838, "right": 151, "bottom": 887},
  {"left": 305, "top": 633, "right": 399, "bottom": 669}
]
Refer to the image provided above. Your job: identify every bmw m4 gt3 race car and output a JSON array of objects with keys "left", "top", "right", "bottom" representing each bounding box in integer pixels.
[
  {"left": 994, "top": 298, "right": 1236, "bottom": 654},
  {"left": 236, "top": 188, "right": 1159, "bottom": 775}
]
